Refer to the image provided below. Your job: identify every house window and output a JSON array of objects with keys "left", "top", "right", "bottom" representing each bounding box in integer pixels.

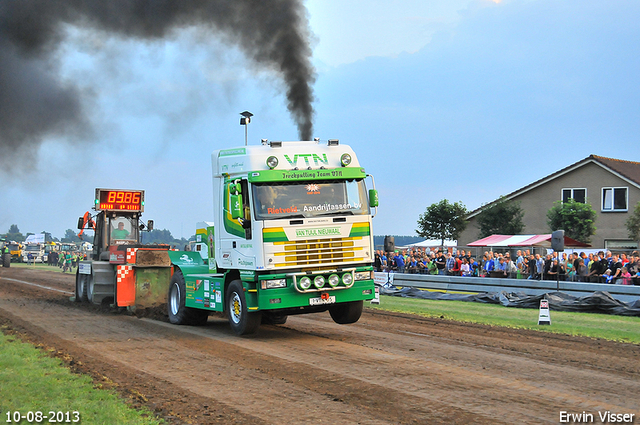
[
  {"left": 562, "top": 188, "right": 586, "bottom": 203},
  {"left": 602, "top": 187, "right": 628, "bottom": 211},
  {"left": 605, "top": 240, "right": 638, "bottom": 250}
]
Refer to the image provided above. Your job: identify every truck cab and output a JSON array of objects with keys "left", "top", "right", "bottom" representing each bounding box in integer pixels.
[{"left": 167, "top": 139, "right": 379, "bottom": 335}]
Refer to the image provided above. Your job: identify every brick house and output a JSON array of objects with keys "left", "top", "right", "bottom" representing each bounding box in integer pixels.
[{"left": 458, "top": 155, "right": 640, "bottom": 250}]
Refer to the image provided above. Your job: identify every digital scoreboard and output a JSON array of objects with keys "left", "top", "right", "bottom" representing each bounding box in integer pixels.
[{"left": 95, "top": 189, "right": 144, "bottom": 212}]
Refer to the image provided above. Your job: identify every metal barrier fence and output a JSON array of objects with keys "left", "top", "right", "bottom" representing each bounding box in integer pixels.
[{"left": 374, "top": 272, "right": 640, "bottom": 303}]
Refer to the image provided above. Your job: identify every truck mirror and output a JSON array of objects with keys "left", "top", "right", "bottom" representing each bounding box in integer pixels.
[
  {"left": 230, "top": 194, "right": 243, "bottom": 219},
  {"left": 369, "top": 189, "right": 379, "bottom": 208},
  {"left": 228, "top": 182, "right": 242, "bottom": 195},
  {"left": 147, "top": 220, "right": 154, "bottom": 231},
  {"left": 77, "top": 217, "right": 84, "bottom": 230}
]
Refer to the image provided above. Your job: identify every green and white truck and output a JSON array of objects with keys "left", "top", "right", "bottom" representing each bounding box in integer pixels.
[{"left": 167, "top": 139, "right": 378, "bottom": 334}]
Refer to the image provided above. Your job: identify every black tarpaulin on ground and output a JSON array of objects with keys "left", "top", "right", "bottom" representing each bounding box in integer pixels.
[{"left": 379, "top": 286, "right": 640, "bottom": 316}]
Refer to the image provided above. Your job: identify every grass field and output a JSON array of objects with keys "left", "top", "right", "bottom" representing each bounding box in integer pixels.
[
  {"left": 0, "top": 331, "right": 161, "bottom": 424},
  {"left": 8, "top": 262, "right": 75, "bottom": 274},
  {"left": 366, "top": 294, "right": 640, "bottom": 344}
]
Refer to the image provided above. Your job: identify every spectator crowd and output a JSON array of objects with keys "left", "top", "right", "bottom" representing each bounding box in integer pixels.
[
  {"left": 374, "top": 248, "right": 640, "bottom": 285},
  {"left": 45, "top": 251, "right": 88, "bottom": 273}
]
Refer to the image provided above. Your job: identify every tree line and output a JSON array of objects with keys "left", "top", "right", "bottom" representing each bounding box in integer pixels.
[{"left": 1, "top": 225, "right": 193, "bottom": 248}]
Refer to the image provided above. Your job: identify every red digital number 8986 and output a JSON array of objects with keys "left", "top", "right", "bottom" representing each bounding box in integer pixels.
[{"left": 107, "top": 191, "right": 140, "bottom": 206}]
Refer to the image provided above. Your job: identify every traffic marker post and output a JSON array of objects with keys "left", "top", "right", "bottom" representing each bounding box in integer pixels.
[
  {"left": 371, "top": 286, "right": 380, "bottom": 304},
  {"left": 538, "top": 298, "right": 551, "bottom": 325}
]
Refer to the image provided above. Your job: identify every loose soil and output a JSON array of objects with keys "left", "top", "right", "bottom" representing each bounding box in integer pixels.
[{"left": 1, "top": 267, "right": 639, "bottom": 424}]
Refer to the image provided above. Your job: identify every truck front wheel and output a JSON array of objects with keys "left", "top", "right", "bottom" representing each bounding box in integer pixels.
[
  {"left": 329, "top": 300, "right": 364, "bottom": 324},
  {"left": 168, "top": 270, "right": 208, "bottom": 325},
  {"left": 227, "top": 280, "right": 261, "bottom": 335},
  {"left": 2, "top": 253, "right": 10, "bottom": 268}
]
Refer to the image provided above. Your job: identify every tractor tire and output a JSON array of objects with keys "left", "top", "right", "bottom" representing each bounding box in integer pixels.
[
  {"left": 2, "top": 253, "right": 10, "bottom": 268},
  {"left": 329, "top": 300, "right": 364, "bottom": 324},
  {"left": 75, "top": 272, "right": 89, "bottom": 303},
  {"left": 167, "top": 270, "right": 209, "bottom": 326},
  {"left": 226, "top": 280, "right": 261, "bottom": 335}
]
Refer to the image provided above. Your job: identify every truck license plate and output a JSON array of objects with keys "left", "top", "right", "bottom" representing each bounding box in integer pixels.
[{"left": 309, "top": 295, "right": 336, "bottom": 306}]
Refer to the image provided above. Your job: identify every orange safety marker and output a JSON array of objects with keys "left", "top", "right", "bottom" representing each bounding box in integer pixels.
[{"left": 116, "top": 265, "right": 135, "bottom": 306}]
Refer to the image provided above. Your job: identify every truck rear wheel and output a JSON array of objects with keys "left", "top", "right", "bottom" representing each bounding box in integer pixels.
[
  {"left": 2, "top": 253, "right": 10, "bottom": 268},
  {"left": 168, "top": 270, "right": 209, "bottom": 326},
  {"left": 75, "top": 272, "right": 88, "bottom": 303},
  {"left": 329, "top": 300, "right": 364, "bottom": 324},
  {"left": 227, "top": 280, "right": 261, "bottom": 335}
]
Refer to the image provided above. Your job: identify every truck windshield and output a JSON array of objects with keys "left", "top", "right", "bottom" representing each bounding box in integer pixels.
[{"left": 252, "top": 179, "right": 370, "bottom": 220}]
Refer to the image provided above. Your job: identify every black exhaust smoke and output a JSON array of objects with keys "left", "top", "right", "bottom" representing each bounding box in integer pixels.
[{"left": 0, "top": 0, "right": 316, "bottom": 169}]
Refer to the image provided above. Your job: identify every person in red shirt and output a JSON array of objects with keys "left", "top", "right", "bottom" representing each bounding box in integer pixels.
[
  {"left": 452, "top": 255, "right": 462, "bottom": 276},
  {"left": 620, "top": 253, "right": 629, "bottom": 266}
]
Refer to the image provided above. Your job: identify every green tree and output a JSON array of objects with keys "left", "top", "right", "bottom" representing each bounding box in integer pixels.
[
  {"left": 416, "top": 199, "right": 468, "bottom": 247},
  {"left": 546, "top": 199, "right": 597, "bottom": 243},
  {"left": 141, "top": 229, "right": 189, "bottom": 249},
  {"left": 62, "top": 229, "right": 81, "bottom": 243},
  {"left": 5, "top": 224, "right": 25, "bottom": 242},
  {"left": 625, "top": 201, "right": 640, "bottom": 242},
  {"left": 476, "top": 196, "right": 525, "bottom": 238}
]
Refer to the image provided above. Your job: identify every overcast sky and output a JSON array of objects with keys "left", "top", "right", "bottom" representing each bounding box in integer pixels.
[{"left": 1, "top": 0, "right": 639, "bottom": 240}]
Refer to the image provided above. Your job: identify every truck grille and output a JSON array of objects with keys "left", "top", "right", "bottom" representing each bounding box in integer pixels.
[{"left": 272, "top": 237, "right": 366, "bottom": 267}]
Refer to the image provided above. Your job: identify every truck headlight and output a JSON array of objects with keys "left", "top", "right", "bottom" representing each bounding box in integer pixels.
[
  {"left": 261, "top": 278, "right": 287, "bottom": 289},
  {"left": 342, "top": 272, "right": 353, "bottom": 286},
  {"left": 299, "top": 276, "right": 312, "bottom": 290},
  {"left": 340, "top": 153, "right": 352, "bottom": 166},
  {"left": 313, "top": 275, "right": 325, "bottom": 289},
  {"left": 328, "top": 274, "right": 340, "bottom": 288},
  {"left": 355, "top": 271, "right": 373, "bottom": 281},
  {"left": 266, "top": 156, "right": 279, "bottom": 169}
]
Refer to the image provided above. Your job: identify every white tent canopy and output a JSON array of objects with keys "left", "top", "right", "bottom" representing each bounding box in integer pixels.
[{"left": 399, "top": 239, "right": 457, "bottom": 249}]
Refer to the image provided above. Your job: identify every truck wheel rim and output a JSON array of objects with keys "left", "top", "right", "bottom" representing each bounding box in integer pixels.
[
  {"left": 170, "top": 284, "right": 180, "bottom": 316},
  {"left": 230, "top": 293, "right": 242, "bottom": 324}
]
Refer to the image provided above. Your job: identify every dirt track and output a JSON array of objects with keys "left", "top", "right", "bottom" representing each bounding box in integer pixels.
[{"left": 1, "top": 267, "right": 639, "bottom": 424}]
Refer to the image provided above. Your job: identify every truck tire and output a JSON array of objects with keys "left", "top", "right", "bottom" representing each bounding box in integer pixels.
[
  {"left": 329, "top": 300, "right": 364, "bottom": 324},
  {"left": 168, "top": 270, "right": 209, "bottom": 326},
  {"left": 226, "top": 280, "right": 261, "bottom": 335},
  {"left": 75, "top": 272, "right": 88, "bottom": 303},
  {"left": 2, "top": 253, "right": 10, "bottom": 268}
]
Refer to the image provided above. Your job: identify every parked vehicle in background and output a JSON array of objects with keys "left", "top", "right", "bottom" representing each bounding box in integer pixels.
[
  {"left": 7, "top": 241, "right": 22, "bottom": 262},
  {"left": 23, "top": 243, "right": 46, "bottom": 263}
]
